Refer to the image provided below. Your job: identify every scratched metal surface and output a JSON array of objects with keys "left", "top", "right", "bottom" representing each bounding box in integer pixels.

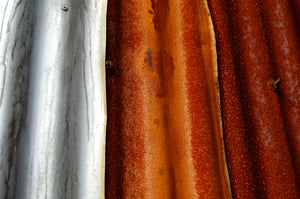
[
  {"left": 0, "top": 0, "right": 107, "bottom": 198},
  {"left": 106, "top": 0, "right": 300, "bottom": 198}
]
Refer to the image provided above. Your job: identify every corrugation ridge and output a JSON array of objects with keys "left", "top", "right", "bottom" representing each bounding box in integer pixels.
[
  {"left": 0, "top": 1, "right": 34, "bottom": 197},
  {"left": 105, "top": 0, "right": 147, "bottom": 198},
  {"left": 204, "top": 1, "right": 233, "bottom": 197},
  {"left": 178, "top": 0, "right": 230, "bottom": 197}
]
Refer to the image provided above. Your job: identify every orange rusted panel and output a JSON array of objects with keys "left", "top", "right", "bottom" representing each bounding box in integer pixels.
[
  {"left": 106, "top": 0, "right": 300, "bottom": 198},
  {"left": 105, "top": 0, "right": 231, "bottom": 198},
  {"left": 207, "top": 0, "right": 300, "bottom": 198}
]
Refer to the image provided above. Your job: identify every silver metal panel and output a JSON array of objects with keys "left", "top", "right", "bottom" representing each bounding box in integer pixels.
[{"left": 0, "top": 0, "right": 107, "bottom": 198}]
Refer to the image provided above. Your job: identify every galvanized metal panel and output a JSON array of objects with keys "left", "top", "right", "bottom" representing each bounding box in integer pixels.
[{"left": 0, "top": 0, "right": 107, "bottom": 198}]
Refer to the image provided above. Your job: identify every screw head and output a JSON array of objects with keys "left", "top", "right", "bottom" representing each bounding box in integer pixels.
[{"left": 268, "top": 78, "right": 282, "bottom": 92}]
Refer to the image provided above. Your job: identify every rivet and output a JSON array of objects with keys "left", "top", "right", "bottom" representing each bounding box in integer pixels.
[{"left": 62, "top": 6, "right": 68, "bottom": 11}]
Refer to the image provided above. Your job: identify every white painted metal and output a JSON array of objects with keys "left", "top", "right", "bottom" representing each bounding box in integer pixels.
[{"left": 0, "top": 0, "right": 107, "bottom": 198}]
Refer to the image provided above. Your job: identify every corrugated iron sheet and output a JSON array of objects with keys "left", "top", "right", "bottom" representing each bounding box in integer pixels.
[
  {"left": 106, "top": 0, "right": 299, "bottom": 198},
  {"left": 0, "top": 0, "right": 299, "bottom": 198},
  {"left": 207, "top": 0, "right": 300, "bottom": 198},
  {"left": 0, "top": 0, "right": 107, "bottom": 198}
]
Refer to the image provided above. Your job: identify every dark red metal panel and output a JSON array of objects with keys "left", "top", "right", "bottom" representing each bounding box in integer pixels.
[{"left": 207, "top": 0, "right": 300, "bottom": 198}]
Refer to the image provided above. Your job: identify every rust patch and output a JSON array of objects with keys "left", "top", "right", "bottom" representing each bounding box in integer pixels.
[
  {"left": 162, "top": 50, "right": 174, "bottom": 80},
  {"left": 150, "top": 0, "right": 170, "bottom": 32},
  {"left": 144, "top": 48, "right": 154, "bottom": 72},
  {"left": 155, "top": 50, "right": 175, "bottom": 98}
]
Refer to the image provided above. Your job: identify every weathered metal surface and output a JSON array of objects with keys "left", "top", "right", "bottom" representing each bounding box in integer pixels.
[
  {"left": 105, "top": 0, "right": 231, "bottom": 198},
  {"left": 106, "top": 0, "right": 300, "bottom": 198},
  {"left": 0, "top": 0, "right": 107, "bottom": 198},
  {"left": 1, "top": 0, "right": 299, "bottom": 198},
  {"left": 207, "top": 0, "right": 300, "bottom": 198}
]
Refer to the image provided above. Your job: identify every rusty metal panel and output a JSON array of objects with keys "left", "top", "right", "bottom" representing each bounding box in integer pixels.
[
  {"left": 105, "top": 0, "right": 231, "bottom": 198},
  {"left": 0, "top": 0, "right": 107, "bottom": 198},
  {"left": 106, "top": 0, "right": 299, "bottom": 198},
  {"left": 207, "top": 0, "right": 300, "bottom": 198}
]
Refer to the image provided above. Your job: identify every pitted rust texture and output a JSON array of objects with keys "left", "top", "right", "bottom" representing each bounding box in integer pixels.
[
  {"left": 106, "top": 0, "right": 299, "bottom": 198},
  {"left": 105, "top": 0, "right": 230, "bottom": 198},
  {"left": 207, "top": 0, "right": 300, "bottom": 198}
]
